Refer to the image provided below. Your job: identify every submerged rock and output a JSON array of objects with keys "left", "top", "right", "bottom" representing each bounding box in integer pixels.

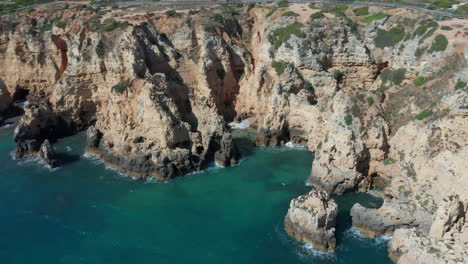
[
  {"left": 38, "top": 139, "right": 59, "bottom": 168},
  {"left": 284, "top": 189, "right": 338, "bottom": 252}
]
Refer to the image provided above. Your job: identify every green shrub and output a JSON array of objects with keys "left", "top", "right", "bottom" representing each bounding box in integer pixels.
[
  {"left": 428, "top": 34, "right": 448, "bottom": 53},
  {"left": 210, "top": 14, "right": 223, "bottom": 23},
  {"left": 309, "top": 3, "right": 316, "bottom": 9},
  {"left": 324, "top": 4, "right": 348, "bottom": 13},
  {"left": 334, "top": 70, "right": 344, "bottom": 83},
  {"left": 344, "top": 114, "right": 353, "bottom": 125},
  {"left": 353, "top": 6, "right": 369, "bottom": 16},
  {"left": 266, "top": 7, "right": 278, "bottom": 17},
  {"left": 413, "top": 76, "right": 426, "bottom": 86},
  {"left": 228, "top": 9, "right": 239, "bottom": 16},
  {"left": 112, "top": 80, "right": 130, "bottom": 93},
  {"left": 96, "top": 39, "right": 106, "bottom": 58},
  {"left": 248, "top": 3, "right": 256, "bottom": 9},
  {"left": 277, "top": 0, "right": 289, "bottom": 8},
  {"left": 38, "top": 23, "right": 53, "bottom": 33},
  {"left": 100, "top": 18, "right": 128, "bottom": 32},
  {"left": 454, "top": 3, "right": 468, "bottom": 15},
  {"left": 165, "top": 9, "right": 180, "bottom": 17},
  {"left": 304, "top": 81, "right": 314, "bottom": 93},
  {"left": 268, "top": 22, "right": 305, "bottom": 49},
  {"left": 383, "top": 157, "right": 395, "bottom": 165},
  {"left": 374, "top": 27, "right": 405, "bottom": 49},
  {"left": 432, "top": 0, "right": 452, "bottom": 8},
  {"left": 380, "top": 68, "right": 406, "bottom": 85},
  {"left": 204, "top": 25, "right": 216, "bottom": 33},
  {"left": 441, "top": 25, "right": 452, "bottom": 31},
  {"left": 454, "top": 80, "right": 467, "bottom": 90},
  {"left": 282, "top": 11, "right": 299, "bottom": 17},
  {"left": 414, "top": 47, "right": 426, "bottom": 58},
  {"left": 56, "top": 19, "right": 69, "bottom": 29},
  {"left": 360, "top": 12, "right": 387, "bottom": 23},
  {"left": 310, "top": 11, "right": 325, "bottom": 20},
  {"left": 367, "top": 96, "right": 375, "bottom": 105},
  {"left": 415, "top": 109, "right": 433, "bottom": 120},
  {"left": 412, "top": 20, "right": 438, "bottom": 38},
  {"left": 375, "top": 84, "right": 389, "bottom": 93},
  {"left": 188, "top": 10, "right": 199, "bottom": 15},
  {"left": 272, "top": 61, "right": 288, "bottom": 74}
]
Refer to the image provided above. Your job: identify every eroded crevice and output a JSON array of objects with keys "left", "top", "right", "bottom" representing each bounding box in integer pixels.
[{"left": 51, "top": 35, "right": 68, "bottom": 81}]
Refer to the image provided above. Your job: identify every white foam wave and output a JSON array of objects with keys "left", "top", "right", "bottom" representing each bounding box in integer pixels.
[
  {"left": 214, "top": 161, "right": 225, "bottom": 168},
  {"left": 229, "top": 119, "right": 251, "bottom": 129},
  {"left": 302, "top": 243, "right": 336, "bottom": 258},
  {"left": 284, "top": 141, "right": 307, "bottom": 149},
  {"left": 82, "top": 153, "right": 104, "bottom": 165},
  {"left": 345, "top": 226, "right": 392, "bottom": 246}
]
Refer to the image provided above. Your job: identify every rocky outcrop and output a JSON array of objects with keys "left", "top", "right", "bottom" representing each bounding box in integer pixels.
[
  {"left": 38, "top": 139, "right": 59, "bottom": 168},
  {"left": 308, "top": 90, "right": 389, "bottom": 194},
  {"left": 429, "top": 195, "right": 466, "bottom": 240},
  {"left": 0, "top": 80, "right": 11, "bottom": 115},
  {"left": 284, "top": 189, "right": 338, "bottom": 252},
  {"left": 388, "top": 196, "right": 468, "bottom": 264},
  {"left": 350, "top": 200, "right": 430, "bottom": 238},
  {"left": 1, "top": 5, "right": 468, "bottom": 260},
  {"left": 14, "top": 102, "right": 70, "bottom": 158},
  {"left": 441, "top": 89, "right": 468, "bottom": 116}
]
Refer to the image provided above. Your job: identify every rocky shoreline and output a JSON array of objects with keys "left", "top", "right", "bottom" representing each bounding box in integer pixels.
[{"left": 1, "top": 2, "right": 467, "bottom": 262}]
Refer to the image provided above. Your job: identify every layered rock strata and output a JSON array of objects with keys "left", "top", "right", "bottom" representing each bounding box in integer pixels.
[
  {"left": 284, "top": 189, "right": 338, "bottom": 252},
  {"left": 1, "top": 3, "right": 467, "bottom": 260}
]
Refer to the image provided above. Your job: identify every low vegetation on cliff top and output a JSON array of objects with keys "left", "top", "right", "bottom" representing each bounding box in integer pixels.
[
  {"left": 112, "top": 80, "right": 130, "bottom": 93},
  {"left": 375, "top": 27, "right": 405, "bottom": 48},
  {"left": 360, "top": 11, "right": 387, "bottom": 23},
  {"left": 272, "top": 61, "right": 288, "bottom": 75},
  {"left": 268, "top": 22, "right": 305, "bottom": 49},
  {"left": 428, "top": 34, "right": 448, "bottom": 53}
]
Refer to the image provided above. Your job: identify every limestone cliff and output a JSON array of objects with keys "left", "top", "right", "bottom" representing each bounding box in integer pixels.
[{"left": 1, "top": 2, "right": 467, "bottom": 260}]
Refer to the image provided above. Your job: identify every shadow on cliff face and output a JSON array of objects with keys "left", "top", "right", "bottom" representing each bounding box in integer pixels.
[
  {"left": 133, "top": 23, "right": 199, "bottom": 132},
  {"left": 332, "top": 193, "right": 384, "bottom": 245},
  {"left": 231, "top": 128, "right": 256, "bottom": 157}
]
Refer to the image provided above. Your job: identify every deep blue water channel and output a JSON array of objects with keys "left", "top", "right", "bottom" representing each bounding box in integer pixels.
[{"left": 0, "top": 128, "right": 391, "bottom": 264}]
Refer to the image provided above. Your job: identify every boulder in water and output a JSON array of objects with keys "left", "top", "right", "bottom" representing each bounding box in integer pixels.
[
  {"left": 38, "top": 139, "right": 59, "bottom": 168},
  {"left": 284, "top": 189, "right": 338, "bottom": 252}
]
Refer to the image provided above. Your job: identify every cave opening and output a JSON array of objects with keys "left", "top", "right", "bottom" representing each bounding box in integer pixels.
[{"left": 12, "top": 87, "right": 29, "bottom": 102}]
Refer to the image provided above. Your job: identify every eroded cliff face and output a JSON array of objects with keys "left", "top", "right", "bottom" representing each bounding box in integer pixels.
[{"left": 1, "top": 2, "right": 467, "bottom": 260}]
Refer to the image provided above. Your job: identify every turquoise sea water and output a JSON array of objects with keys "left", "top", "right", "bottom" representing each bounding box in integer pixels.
[{"left": 0, "top": 128, "right": 391, "bottom": 264}]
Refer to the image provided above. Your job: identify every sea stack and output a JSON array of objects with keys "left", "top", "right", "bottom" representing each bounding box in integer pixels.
[{"left": 284, "top": 189, "right": 338, "bottom": 252}]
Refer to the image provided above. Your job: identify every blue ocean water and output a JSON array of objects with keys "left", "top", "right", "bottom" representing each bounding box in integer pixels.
[{"left": 0, "top": 128, "right": 391, "bottom": 264}]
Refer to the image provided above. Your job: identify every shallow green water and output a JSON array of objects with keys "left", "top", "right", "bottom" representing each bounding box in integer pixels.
[{"left": 0, "top": 129, "right": 391, "bottom": 264}]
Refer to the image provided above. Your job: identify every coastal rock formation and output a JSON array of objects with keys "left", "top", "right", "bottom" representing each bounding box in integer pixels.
[
  {"left": 284, "top": 189, "right": 338, "bottom": 252},
  {"left": 308, "top": 90, "right": 389, "bottom": 194},
  {"left": 0, "top": 80, "right": 11, "bottom": 115},
  {"left": 38, "top": 139, "right": 59, "bottom": 168},
  {"left": 388, "top": 196, "right": 467, "bottom": 264},
  {"left": 350, "top": 201, "right": 430, "bottom": 238},
  {"left": 429, "top": 195, "right": 466, "bottom": 240},
  {"left": 14, "top": 102, "right": 70, "bottom": 158},
  {"left": 1, "top": 3, "right": 467, "bottom": 260}
]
